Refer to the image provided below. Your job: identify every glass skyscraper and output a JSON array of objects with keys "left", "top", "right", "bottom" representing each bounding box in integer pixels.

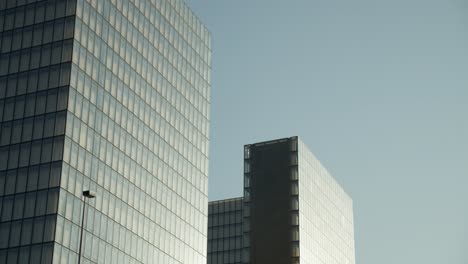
[
  {"left": 208, "top": 137, "right": 355, "bottom": 264},
  {"left": 0, "top": 0, "right": 211, "bottom": 263}
]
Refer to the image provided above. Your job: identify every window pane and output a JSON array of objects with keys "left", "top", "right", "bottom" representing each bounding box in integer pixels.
[
  {"left": 9, "top": 220, "right": 22, "bottom": 247},
  {"left": 16, "top": 168, "right": 28, "bottom": 193},
  {"left": 23, "top": 192, "right": 36, "bottom": 218},
  {"left": 38, "top": 164, "right": 50, "bottom": 190},
  {"left": 41, "top": 138, "right": 53, "bottom": 163},
  {"left": 35, "top": 190, "right": 48, "bottom": 216},
  {"left": 13, "top": 194, "right": 25, "bottom": 220},
  {"left": 44, "top": 113, "right": 56, "bottom": 138},
  {"left": 33, "top": 116, "right": 45, "bottom": 140},
  {"left": 32, "top": 217, "right": 45, "bottom": 243}
]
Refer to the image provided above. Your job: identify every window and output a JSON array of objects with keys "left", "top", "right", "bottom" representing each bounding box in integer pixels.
[
  {"left": 23, "top": 192, "right": 36, "bottom": 218},
  {"left": 32, "top": 217, "right": 45, "bottom": 243},
  {"left": 20, "top": 219, "right": 33, "bottom": 245}
]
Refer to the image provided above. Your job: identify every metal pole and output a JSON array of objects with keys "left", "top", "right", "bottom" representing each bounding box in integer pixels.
[{"left": 78, "top": 196, "right": 87, "bottom": 264}]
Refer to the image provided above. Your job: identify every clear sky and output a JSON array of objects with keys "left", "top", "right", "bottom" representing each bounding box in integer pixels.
[{"left": 186, "top": 0, "right": 468, "bottom": 263}]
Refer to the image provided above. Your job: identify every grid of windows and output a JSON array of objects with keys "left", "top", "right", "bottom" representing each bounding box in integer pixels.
[
  {"left": 207, "top": 198, "right": 243, "bottom": 264},
  {"left": 54, "top": 0, "right": 211, "bottom": 263},
  {"left": 1, "top": 0, "right": 211, "bottom": 263},
  {"left": 213, "top": 137, "right": 355, "bottom": 264},
  {"left": 297, "top": 139, "right": 355, "bottom": 264},
  {"left": 0, "top": 0, "right": 75, "bottom": 263}
]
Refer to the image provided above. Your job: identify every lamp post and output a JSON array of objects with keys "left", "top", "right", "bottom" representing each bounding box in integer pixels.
[{"left": 78, "top": 190, "right": 96, "bottom": 264}]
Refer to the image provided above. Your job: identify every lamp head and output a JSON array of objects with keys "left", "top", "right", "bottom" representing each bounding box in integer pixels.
[{"left": 82, "top": 190, "right": 96, "bottom": 198}]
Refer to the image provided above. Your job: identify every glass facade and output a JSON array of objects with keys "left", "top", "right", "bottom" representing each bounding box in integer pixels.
[
  {"left": 297, "top": 138, "right": 355, "bottom": 264},
  {"left": 0, "top": 0, "right": 211, "bottom": 263},
  {"left": 0, "top": 0, "right": 76, "bottom": 263},
  {"left": 208, "top": 137, "right": 354, "bottom": 264},
  {"left": 207, "top": 198, "right": 243, "bottom": 264}
]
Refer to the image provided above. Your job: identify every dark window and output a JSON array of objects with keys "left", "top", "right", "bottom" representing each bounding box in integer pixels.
[
  {"left": 59, "top": 63, "right": 71, "bottom": 86},
  {"left": 8, "top": 145, "right": 19, "bottom": 169},
  {"left": 1, "top": 196, "right": 13, "bottom": 222},
  {"left": 16, "top": 168, "right": 28, "bottom": 193},
  {"left": 3, "top": 98, "right": 14, "bottom": 121},
  {"left": 35, "top": 190, "right": 47, "bottom": 216},
  {"left": 21, "top": 118, "right": 33, "bottom": 142},
  {"left": 11, "top": 120, "right": 22, "bottom": 144},
  {"left": 53, "top": 19, "right": 65, "bottom": 42},
  {"left": 6, "top": 75, "right": 17, "bottom": 98},
  {"left": 0, "top": 147, "right": 8, "bottom": 170},
  {"left": 4, "top": 10, "right": 15, "bottom": 32},
  {"left": 20, "top": 51, "right": 31, "bottom": 72},
  {"left": 44, "top": 114, "right": 55, "bottom": 138},
  {"left": 25, "top": 5, "right": 35, "bottom": 26},
  {"left": 0, "top": 122, "right": 12, "bottom": 146},
  {"left": 23, "top": 192, "right": 36, "bottom": 218},
  {"left": 33, "top": 116, "right": 45, "bottom": 140},
  {"left": 49, "top": 162, "right": 61, "bottom": 187},
  {"left": 15, "top": 7, "right": 25, "bottom": 28},
  {"left": 9, "top": 52, "right": 21, "bottom": 74},
  {"left": 66, "top": 0, "right": 77, "bottom": 16},
  {"left": 30, "top": 245, "right": 42, "bottom": 263},
  {"left": 46, "top": 189, "right": 59, "bottom": 214},
  {"left": 0, "top": 54, "right": 9, "bottom": 76},
  {"left": 38, "top": 164, "right": 50, "bottom": 190},
  {"left": 35, "top": 2, "right": 46, "bottom": 24},
  {"left": 30, "top": 141, "right": 42, "bottom": 165},
  {"left": 32, "top": 24, "right": 44, "bottom": 47},
  {"left": 52, "top": 137, "right": 64, "bottom": 161},
  {"left": 14, "top": 96, "right": 25, "bottom": 119},
  {"left": 54, "top": 111, "right": 66, "bottom": 135},
  {"left": 0, "top": 222, "right": 11, "bottom": 248},
  {"left": 9, "top": 221, "right": 22, "bottom": 247},
  {"left": 35, "top": 91, "right": 47, "bottom": 115},
  {"left": 30, "top": 47, "right": 41, "bottom": 69},
  {"left": 41, "top": 243, "right": 54, "bottom": 264},
  {"left": 51, "top": 42, "right": 62, "bottom": 65},
  {"left": 62, "top": 40, "right": 73, "bottom": 62},
  {"left": 64, "top": 16, "right": 75, "bottom": 39},
  {"left": 57, "top": 86, "right": 68, "bottom": 110},
  {"left": 18, "top": 246, "right": 30, "bottom": 263},
  {"left": 45, "top": 1, "right": 56, "bottom": 21},
  {"left": 56, "top": 0, "right": 67, "bottom": 18},
  {"left": 22, "top": 27, "right": 33, "bottom": 49},
  {"left": 40, "top": 44, "right": 52, "bottom": 67},
  {"left": 43, "top": 22, "right": 54, "bottom": 44},
  {"left": 13, "top": 194, "right": 26, "bottom": 220},
  {"left": 24, "top": 94, "right": 36, "bottom": 117},
  {"left": 32, "top": 217, "right": 45, "bottom": 243},
  {"left": 19, "top": 143, "right": 31, "bottom": 167},
  {"left": 17, "top": 72, "right": 28, "bottom": 95},
  {"left": 49, "top": 65, "right": 60, "bottom": 88},
  {"left": 5, "top": 170, "right": 16, "bottom": 195},
  {"left": 12, "top": 30, "right": 23, "bottom": 52},
  {"left": 41, "top": 138, "right": 53, "bottom": 163}
]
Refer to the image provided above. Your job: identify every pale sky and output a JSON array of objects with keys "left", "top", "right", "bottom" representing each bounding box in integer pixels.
[{"left": 187, "top": 0, "right": 468, "bottom": 263}]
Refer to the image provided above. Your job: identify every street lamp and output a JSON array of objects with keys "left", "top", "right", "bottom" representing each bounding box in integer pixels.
[{"left": 78, "top": 190, "right": 96, "bottom": 264}]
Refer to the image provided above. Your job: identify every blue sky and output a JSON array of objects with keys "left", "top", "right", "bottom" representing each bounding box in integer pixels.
[{"left": 187, "top": 0, "right": 468, "bottom": 263}]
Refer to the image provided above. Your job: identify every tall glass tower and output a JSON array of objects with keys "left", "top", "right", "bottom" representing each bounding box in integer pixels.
[
  {"left": 208, "top": 137, "right": 355, "bottom": 264},
  {"left": 0, "top": 0, "right": 211, "bottom": 263}
]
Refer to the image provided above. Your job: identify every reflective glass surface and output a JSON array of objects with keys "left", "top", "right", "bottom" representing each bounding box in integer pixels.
[
  {"left": 207, "top": 198, "right": 243, "bottom": 264},
  {"left": 1, "top": 0, "right": 211, "bottom": 263},
  {"left": 55, "top": 0, "right": 211, "bottom": 263}
]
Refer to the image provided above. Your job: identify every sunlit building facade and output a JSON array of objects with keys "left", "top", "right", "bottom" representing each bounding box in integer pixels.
[
  {"left": 208, "top": 137, "right": 355, "bottom": 264},
  {"left": 0, "top": 0, "right": 211, "bottom": 263}
]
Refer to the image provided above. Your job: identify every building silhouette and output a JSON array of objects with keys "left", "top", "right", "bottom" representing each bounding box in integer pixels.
[
  {"left": 0, "top": 0, "right": 211, "bottom": 263},
  {"left": 207, "top": 137, "right": 355, "bottom": 264}
]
